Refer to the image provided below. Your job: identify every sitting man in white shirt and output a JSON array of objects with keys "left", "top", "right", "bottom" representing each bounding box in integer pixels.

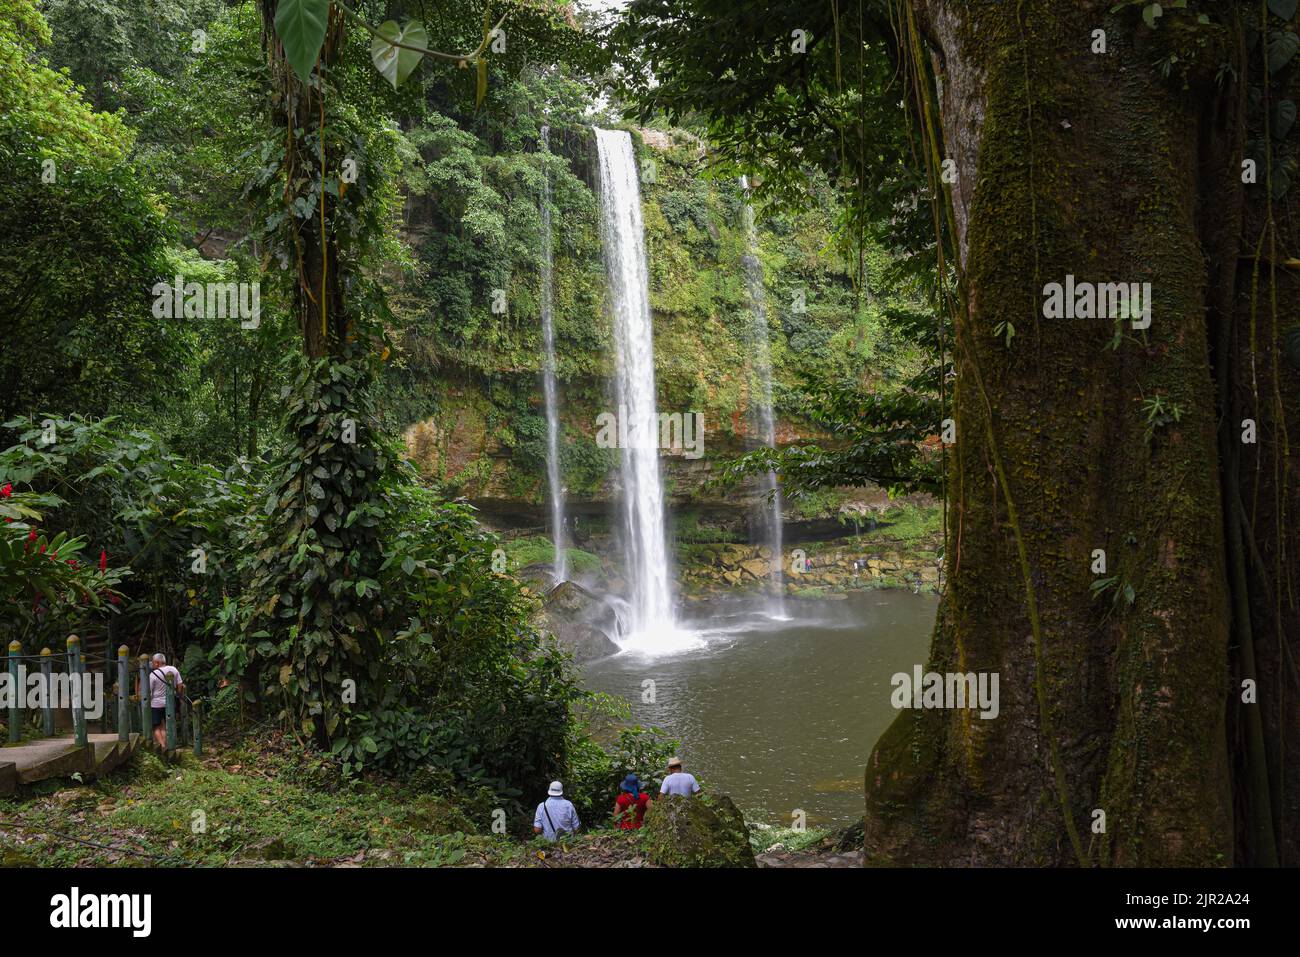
[{"left": 658, "top": 757, "right": 702, "bottom": 798}]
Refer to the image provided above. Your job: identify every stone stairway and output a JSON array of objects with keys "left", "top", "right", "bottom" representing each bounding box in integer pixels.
[{"left": 0, "top": 732, "right": 146, "bottom": 796}]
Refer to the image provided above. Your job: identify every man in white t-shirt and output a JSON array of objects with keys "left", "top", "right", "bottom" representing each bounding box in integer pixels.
[
  {"left": 658, "top": 757, "right": 701, "bottom": 798},
  {"left": 141, "top": 653, "right": 183, "bottom": 749}
]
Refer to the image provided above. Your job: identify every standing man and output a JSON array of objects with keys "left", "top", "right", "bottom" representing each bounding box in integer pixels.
[
  {"left": 140, "top": 653, "right": 183, "bottom": 750},
  {"left": 659, "top": 757, "right": 701, "bottom": 798},
  {"left": 533, "top": 781, "right": 581, "bottom": 841}
]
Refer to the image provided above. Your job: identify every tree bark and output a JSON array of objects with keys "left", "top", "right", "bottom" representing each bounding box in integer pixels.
[{"left": 866, "top": 0, "right": 1295, "bottom": 866}]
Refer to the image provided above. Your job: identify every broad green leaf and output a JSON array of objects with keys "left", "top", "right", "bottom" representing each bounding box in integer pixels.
[
  {"left": 1271, "top": 166, "right": 1291, "bottom": 201},
  {"left": 1269, "top": 30, "right": 1300, "bottom": 73},
  {"left": 1270, "top": 0, "right": 1298, "bottom": 21},
  {"left": 370, "top": 20, "right": 427, "bottom": 89},
  {"left": 1273, "top": 99, "right": 1296, "bottom": 140},
  {"left": 274, "top": 0, "right": 330, "bottom": 84},
  {"left": 1142, "top": 3, "right": 1162, "bottom": 29}
]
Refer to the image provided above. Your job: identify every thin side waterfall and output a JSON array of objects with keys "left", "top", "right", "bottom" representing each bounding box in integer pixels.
[
  {"left": 740, "top": 176, "right": 787, "bottom": 617},
  {"left": 594, "top": 128, "right": 683, "bottom": 647},
  {"left": 539, "top": 125, "right": 567, "bottom": 583}
]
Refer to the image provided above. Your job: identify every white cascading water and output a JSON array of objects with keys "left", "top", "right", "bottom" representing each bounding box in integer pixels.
[
  {"left": 539, "top": 125, "right": 567, "bottom": 583},
  {"left": 594, "top": 128, "right": 692, "bottom": 651},
  {"left": 740, "top": 176, "right": 787, "bottom": 617}
]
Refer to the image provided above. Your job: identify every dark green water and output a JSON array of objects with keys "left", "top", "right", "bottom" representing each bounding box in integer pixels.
[{"left": 581, "top": 590, "right": 938, "bottom": 827}]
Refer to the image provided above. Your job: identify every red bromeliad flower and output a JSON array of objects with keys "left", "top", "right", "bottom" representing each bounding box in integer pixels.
[
  {"left": 99, "top": 549, "right": 107, "bottom": 573},
  {"left": 0, "top": 483, "right": 11, "bottom": 497}
]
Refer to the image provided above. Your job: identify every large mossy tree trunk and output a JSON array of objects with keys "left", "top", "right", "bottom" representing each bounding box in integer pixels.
[{"left": 865, "top": 0, "right": 1297, "bottom": 867}]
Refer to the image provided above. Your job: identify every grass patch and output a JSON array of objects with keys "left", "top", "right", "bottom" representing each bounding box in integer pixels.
[
  {"left": 0, "top": 735, "right": 483, "bottom": 867},
  {"left": 503, "top": 535, "right": 602, "bottom": 576}
]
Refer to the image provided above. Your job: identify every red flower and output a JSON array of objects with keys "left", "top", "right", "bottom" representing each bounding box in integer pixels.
[
  {"left": 38, "top": 543, "right": 45, "bottom": 554},
  {"left": 99, "top": 549, "right": 107, "bottom": 573},
  {"left": 28, "top": 529, "right": 37, "bottom": 541},
  {"left": 110, "top": 595, "right": 121, "bottom": 605},
  {"left": 67, "top": 559, "right": 77, "bottom": 567},
  {"left": 0, "top": 483, "right": 11, "bottom": 497}
]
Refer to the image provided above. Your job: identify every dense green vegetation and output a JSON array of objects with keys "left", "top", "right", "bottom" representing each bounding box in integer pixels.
[
  {"left": 0, "top": 0, "right": 926, "bottom": 843},
  {"left": 5, "top": 0, "right": 1288, "bottom": 874}
]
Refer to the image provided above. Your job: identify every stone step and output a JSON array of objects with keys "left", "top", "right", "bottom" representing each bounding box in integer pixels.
[{"left": 0, "top": 732, "right": 145, "bottom": 795}]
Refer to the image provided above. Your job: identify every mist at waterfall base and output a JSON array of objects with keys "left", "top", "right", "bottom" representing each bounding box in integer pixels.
[{"left": 583, "top": 589, "right": 939, "bottom": 826}]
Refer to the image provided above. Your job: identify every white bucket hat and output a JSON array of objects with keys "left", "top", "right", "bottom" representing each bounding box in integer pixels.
[{"left": 547, "top": 780, "right": 563, "bottom": 796}]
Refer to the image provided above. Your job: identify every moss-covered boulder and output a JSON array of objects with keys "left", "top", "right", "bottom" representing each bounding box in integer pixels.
[
  {"left": 539, "top": 580, "right": 620, "bottom": 663},
  {"left": 640, "top": 795, "right": 756, "bottom": 868}
]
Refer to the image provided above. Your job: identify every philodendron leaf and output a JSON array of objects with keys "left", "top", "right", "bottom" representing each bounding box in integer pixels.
[
  {"left": 370, "top": 19, "right": 427, "bottom": 89},
  {"left": 274, "top": 0, "right": 330, "bottom": 84},
  {"left": 1269, "top": 30, "right": 1300, "bottom": 73},
  {"left": 1274, "top": 99, "right": 1297, "bottom": 140},
  {"left": 1270, "top": 0, "right": 1298, "bottom": 22},
  {"left": 1271, "top": 166, "right": 1291, "bottom": 201},
  {"left": 1143, "top": 3, "right": 1162, "bottom": 29}
]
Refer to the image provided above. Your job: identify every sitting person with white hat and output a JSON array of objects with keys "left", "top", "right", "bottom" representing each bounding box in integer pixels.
[
  {"left": 658, "top": 757, "right": 701, "bottom": 798},
  {"left": 533, "top": 780, "right": 581, "bottom": 841}
]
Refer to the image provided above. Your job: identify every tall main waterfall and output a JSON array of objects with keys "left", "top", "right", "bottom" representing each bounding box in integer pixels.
[
  {"left": 740, "top": 177, "right": 786, "bottom": 616},
  {"left": 594, "top": 128, "right": 678, "bottom": 644},
  {"left": 539, "top": 125, "right": 567, "bottom": 583}
]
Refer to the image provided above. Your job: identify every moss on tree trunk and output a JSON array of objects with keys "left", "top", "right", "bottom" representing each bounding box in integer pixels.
[{"left": 864, "top": 0, "right": 1299, "bottom": 866}]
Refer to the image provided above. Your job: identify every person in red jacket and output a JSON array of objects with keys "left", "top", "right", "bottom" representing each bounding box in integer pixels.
[{"left": 613, "top": 773, "right": 650, "bottom": 830}]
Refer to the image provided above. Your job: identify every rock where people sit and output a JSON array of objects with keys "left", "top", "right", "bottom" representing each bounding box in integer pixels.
[{"left": 640, "top": 794, "right": 756, "bottom": 868}]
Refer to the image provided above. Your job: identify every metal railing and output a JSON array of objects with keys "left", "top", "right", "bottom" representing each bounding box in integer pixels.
[{"left": 5, "top": 636, "right": 202, "bottom": 757}]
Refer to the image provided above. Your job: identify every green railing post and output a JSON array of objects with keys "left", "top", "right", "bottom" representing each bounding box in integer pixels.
[
  {"left": 66, "top": 635, "right": 86, "bottom": 747},
  {"left": 138, "top": 655, "right": 150, "bottom": 740},
  {"left": 7, "top": 641, "right": 20, "bottom": 744},
  {"left": 164, "top": 674, "right": 176, "bottom": 752},
  {"left": 116, "top": 646, "right": 129, "bottom": 742},
  {"left": 179, "top": 693, "right": 189, "bottom": 746},
  {"left": 102, "top": 647, "right": 112, "bottom": 733},
  {"left": 39, "top": 648, "right": 54, "bottom": 737},
  {"left": 191, "top": 699, "right": 202, "bottom": 757}
]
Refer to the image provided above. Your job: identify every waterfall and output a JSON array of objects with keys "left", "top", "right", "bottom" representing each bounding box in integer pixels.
[
  {"left": 539, "top": 125, "right": 567, "bottom": 583},
  {"left": 594, "top": 128, "right": 683, "bottom": 647},
  {"left": 740, "top": 176, "right": 787, "bottom": 617}
]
